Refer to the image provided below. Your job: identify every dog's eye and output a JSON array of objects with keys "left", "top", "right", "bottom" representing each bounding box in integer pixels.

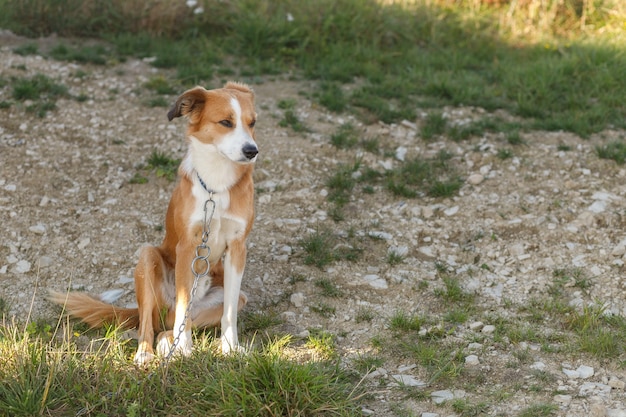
[
  {"left": 219, "top": 120, "right": 233, "bottom": 128},
  {"left": 249, "top": 120, "right": 256, "bottom": 128}
]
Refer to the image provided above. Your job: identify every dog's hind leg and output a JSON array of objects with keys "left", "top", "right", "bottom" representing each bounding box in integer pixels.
[{"left": 133, "top": 245, "right": 169, "bottom": 365}]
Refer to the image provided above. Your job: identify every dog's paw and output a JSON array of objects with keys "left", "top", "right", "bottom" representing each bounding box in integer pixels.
[
  {"left": 221, "top": 337, "right": 247, "bottom": 355},
  {"left": 155, "top": 330, "right": 175, "bottom": 357},
  {"left": 134, "top": 350, "right": 156, "bottom": 366}
]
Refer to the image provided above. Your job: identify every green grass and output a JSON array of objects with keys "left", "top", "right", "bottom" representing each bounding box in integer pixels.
[
  {"left": 389, "top": 311, "right": 422, "bottom": 332},
  {"left": 147, "top": 150, "right": 180, "bottom": 181},
  {"left": 330, "top": 123, "right": 359, "bottom": 149},
  {"left": 518, "top": 403, "right": 559, "bottom": 417},
  {"left": 315, "top": 278, "right": 343, "bottom": 298},
  {"left": 2, "top": 0, "right": 623, "bottom": 136},
  {"left": 13, "top": 42, "right": 38, "bottom": 56},
  {"left": 144, "top": 75, "right": 176, "bottom": 95},
  {"left": 49, "top": 43, "right": 110, "bottom": 65},
  {"left": 0, "top": 323, "right": 360, "bottom": 416},
  {"left": 596, "top": 140, "right": 626, "bottom": 164},
  {"left": 11, "top": 74, "right": 69, "bottom": 117}
]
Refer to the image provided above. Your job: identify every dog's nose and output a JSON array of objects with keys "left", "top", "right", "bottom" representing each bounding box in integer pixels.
[{"left": 242, "top": 143, "right": 258, "bottom": 160}]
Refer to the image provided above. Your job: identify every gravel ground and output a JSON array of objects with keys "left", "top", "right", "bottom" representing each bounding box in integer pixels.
[{"left": 1, "top": 32, "right": 626, "bottom": 416}]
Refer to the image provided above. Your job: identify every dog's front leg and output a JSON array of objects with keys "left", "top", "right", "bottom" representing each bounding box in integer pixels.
[
  {"left": 171, "top": 244, "right": 195, "bottom": 357},
  {"left": 221, "top": 238, "right": 246, "bottom": 354}
]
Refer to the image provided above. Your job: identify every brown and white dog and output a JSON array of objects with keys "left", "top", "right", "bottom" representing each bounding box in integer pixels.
[{"left": 50, "top": 82, "right": 258, "bottom": 364}]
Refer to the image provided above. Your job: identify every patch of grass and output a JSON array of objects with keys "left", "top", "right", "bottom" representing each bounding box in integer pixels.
[
  {"left": 402, "top": 341, "right": 464, "bottom": 384},
  {"left": 0, "top": 322, "right": 361, "bottom": 416},
  {"left": 496, "top": 148, "right": 513, "bottom": 160},
  {"left": 3, "top": 0, "right": 626, "bottom": 136},
  {"left": 518, "top": 403, "right": 558, "bottom": 417},
  {"left": 386, "top": 250, "right": 405, "bottom": 266},
  {"left": 305, "top": 330, "right": 337, "bottom": 360},
  {"left": 241, "top": 310, "right": 283, "bottom": 334},
  {"left": 506, "top": 131, "right": 525, "bottom": 145},
  {"left": 421, "top": 112, "right": 447, "bottom": 140},
  {"left": 12, "top": 75, "right": 65, "bottom": 101},
  {"left": 316, "top": 81, "right": 347, "bottom": 113},
  {"left": 352, "top": 355, "right": 384, "bottom": 375},
  {"left": 12, "top": 74, "right": 68, "bottom": 117},
  {"left": 315, "top": 278, "right": 343, "bottom": 298},
  {"left": 385, "top": 151, "right": 462, "bottom": 199},
  {"left": 143, "top": 76, "right": 176, "bottom": 95},
  {"left": 330, "top": 123, "right": 359, "bottom": 149},
  {"left": 129, "top": 173, "right": 148, "bottom": 184},
  {"left": 311, "top": 302, "right": 337, "bottom": 318},
  {"left": 49, "top": 43, "right": 110, "bottom": 65},
  {"left": 13, "top": 42, "right": 38, "bottom": 56},
  {"left": 597, "top": 140, "right": 626, "bottom": 165},
  {"left": 355, "top": 307, "right": 375, "bottom": 323},
  {"left": 144, "top": 96, "right": 169, "bottom": 107},
  {"left": 389, "top": 311, "right": 422, "bottom": 332},
  {"left": 326, "top": 160, "right": 360, "bottom": 208},
  {"left": 451, "top": 399, "right": 489, "bottom": 417},
  {"left": 434, "top": 276, "right": 474, "bottom": 304},
  {"left": 147, "top": 149, "right": 180, "bottom": 181},
  {"left": 277, "top": 99, "right": 308, "bottom": 132},
  {"left": 299, "top": 228, "right": 335, "bottom": 269}
]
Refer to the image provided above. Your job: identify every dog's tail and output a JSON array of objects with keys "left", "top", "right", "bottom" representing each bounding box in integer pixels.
[{"left": 49, "top": 290, "right": 139, "bottom": 329}]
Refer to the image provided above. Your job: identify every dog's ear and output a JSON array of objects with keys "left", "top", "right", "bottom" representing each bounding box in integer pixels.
[{"left": 167, "top": 87, "right": 207, "bottom": 122}]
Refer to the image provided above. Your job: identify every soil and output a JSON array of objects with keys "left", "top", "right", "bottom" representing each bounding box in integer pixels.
[{"left": 1, "top": 32, "right": 626, "bottom": 416}]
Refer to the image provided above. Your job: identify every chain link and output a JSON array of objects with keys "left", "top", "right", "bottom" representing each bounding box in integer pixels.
[{"left": 161, "top": 194, "right": 215, "bottom": 364}]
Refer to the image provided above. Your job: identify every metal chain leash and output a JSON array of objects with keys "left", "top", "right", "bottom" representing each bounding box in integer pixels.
[{"left": 161, "top": 194, "right": 216, "bottom": 365}]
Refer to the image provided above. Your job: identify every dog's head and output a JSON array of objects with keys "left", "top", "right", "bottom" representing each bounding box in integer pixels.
[{"left": 168, "top": 82, "right": 258, "bottom": 164}]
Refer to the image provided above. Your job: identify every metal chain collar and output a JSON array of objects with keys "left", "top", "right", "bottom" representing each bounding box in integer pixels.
[{"left": 162, "top": 193, "right": 216, "bottom": 364}]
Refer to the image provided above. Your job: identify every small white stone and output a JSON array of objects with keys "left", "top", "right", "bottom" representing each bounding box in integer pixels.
[
  {"left": 421, "top": 413, "right": 440, "bottom": 417},
  {"left": 465, "top": 355, "right": 480, "bottom": 366},
  {"left": 395, "top": 146, "right": 407, "bottom": 161},
  {"left": 530, "top": 362, "right": 546, "bottom": 371},
  {"left": 609, "top": 377, "right": 626, "bottom": 390},
  {"left": 397, "top": 364, "right": 417, "bottom": 373},
  {"left": 467, "top": 173, "right": 484, "bottom": 185},
  {"left": 563, "top": 368, "right": 580, "bottom": 379},
  {"left": 467, "top": 342, "right": 483, "bottom": 350},
  {"left": 363, "top": 274, "right": 388, "bottom": 289},
  {"left": 469, "top": 321, "right": 484, "bottom": 331},
  {"left": 577, "top": 365, "right": 594, "bottom": 379},
  {"left": 77, "top": 238, "right": 90, "bottom": 250},
  {"left": 391, "top": 374, "right": 427, "bottom": 387},
  {"left": 369, "top": 231, "right": 393, "bottom": 240},
  {"left": 588, "top": 200, "right": 607, "bottom": 214},
  {"left": 290, "top": 293, "right": 304, "bottom": 308},
  {"left": 281, "top": 311, "right": 296, "bottom": 324},
  {"left": 29, "top": 224, "right": 46, "bottom": 235},
  {"left": 431, "top": 390, "right": 454, "bottom": 404},
  {"left": 481, "top": 325, "right": 496, "bottom": 334},
  {"left": 100, "top": 289, "right": 124, "bottom": 304},
  {"left": 612, "top": 245, "right": 626, "bottom": 257},
  {"left": 444, "top": 206, "right": 459, "bottom": 216},
  {"left": 554, "top": 394, "right": 572, "bottom": 405},
  {"left": 37, "top": 256, "right": 54, "bottom": 268},
  {"left": 14, "top": 260, "right": 31, "bottom": 273},
  {"left": 365, "top": 368, "right": 388, "bottom": 378}
]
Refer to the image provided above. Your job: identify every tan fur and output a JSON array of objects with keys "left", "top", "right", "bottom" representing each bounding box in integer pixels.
[{"left": 50, "top": 82, "right": 258, "bottom": 364}]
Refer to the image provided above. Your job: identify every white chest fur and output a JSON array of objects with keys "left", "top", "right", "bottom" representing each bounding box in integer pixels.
[{"left": 188, "top": 177, "right": 246, "bottom": 264}]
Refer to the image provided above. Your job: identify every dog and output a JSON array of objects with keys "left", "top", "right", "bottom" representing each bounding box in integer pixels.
[{"left": 50, "top": 82, "right": 258, "bottom": 364}]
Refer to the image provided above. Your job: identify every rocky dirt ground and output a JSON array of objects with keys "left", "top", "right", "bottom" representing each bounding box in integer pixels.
[{"left": 2, "top": 32, "right": 626, "bottom": 416}]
